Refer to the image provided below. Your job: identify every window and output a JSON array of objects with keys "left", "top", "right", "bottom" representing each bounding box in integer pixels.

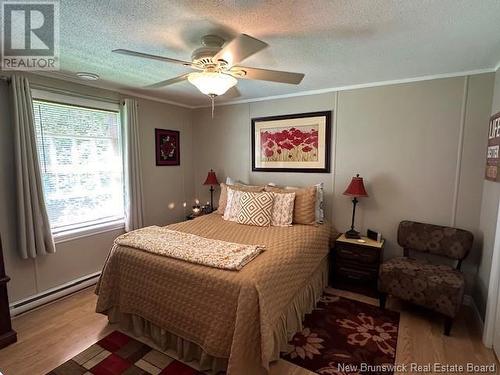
[{"left": 33, "top": 97, "right": 125, "bottom": 237}]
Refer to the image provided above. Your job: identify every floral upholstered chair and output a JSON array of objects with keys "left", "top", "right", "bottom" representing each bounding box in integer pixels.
[{"left": 378, "top": 220, "right": 473, "bottom": 335}]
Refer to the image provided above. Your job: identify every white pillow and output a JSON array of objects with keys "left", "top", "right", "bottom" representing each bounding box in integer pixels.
[
  {"left": 315, "top": 182, "right": 324, "bottom": 224},
  {"left": 271, "top": 192, "right": 295, "bottom": 227}
]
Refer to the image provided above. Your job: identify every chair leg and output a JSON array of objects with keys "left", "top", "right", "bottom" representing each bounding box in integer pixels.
[
  {"left": 379, "top": 293, "right": 387, "bottom": 309},
  {"left": 444, "top": 317, "right": 453, "bottom": 336}
]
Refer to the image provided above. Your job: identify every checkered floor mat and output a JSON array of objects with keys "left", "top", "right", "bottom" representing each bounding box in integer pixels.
[{"left": 46, "top": 331, "right": 204, "bottom": 375}]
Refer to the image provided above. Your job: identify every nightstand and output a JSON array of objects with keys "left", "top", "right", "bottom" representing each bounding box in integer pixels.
[{"left": 330, "top": 233, "right": 384, "bottom": 297}]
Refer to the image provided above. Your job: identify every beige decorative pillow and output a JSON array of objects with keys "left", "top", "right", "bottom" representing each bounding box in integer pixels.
[
  {"left": 287, "top": 186, "right": 317, "bottom": 224},
  {"left": 286, "top": 183, "right": 324, "bottom": 223},
  {"left": 237, "top": 192, "right": 274, "bottom": 227},
  {"left": 217, "top": 183, "right": 265, "bottom": 215},
  {"left": 271, "top": 192, "right": 295, "bottom": 227},
  {"left": 265, "top": 185, "right": 286, "bottom": 193},
  {"left": 234, "top": 182, "right": 264, "bottom": 191}
]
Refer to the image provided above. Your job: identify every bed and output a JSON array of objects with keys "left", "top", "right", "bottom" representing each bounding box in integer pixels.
[{"left": 95, "top": 213, "right": 333, "bottom": 374}]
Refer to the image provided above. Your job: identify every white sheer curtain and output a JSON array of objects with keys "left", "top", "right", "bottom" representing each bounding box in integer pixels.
[
  {"left": 11, "top": 75, "right": 55, "bottom": 259},
  {"left": 122, "top": 98, "right": 144, "bottom": 231}
]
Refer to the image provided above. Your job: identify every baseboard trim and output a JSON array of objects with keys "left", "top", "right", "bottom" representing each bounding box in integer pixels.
[
  {"left": 9, "top": 271, "right": 101, "bottom": 317},
  {"left": 463, "top": 294, "right": 484, "bottom": 333}
]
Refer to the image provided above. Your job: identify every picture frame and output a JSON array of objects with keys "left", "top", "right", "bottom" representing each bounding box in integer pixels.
[
  {"left": 486, "top": 111, "right": 500, "bottom": 182},
  {"left": 155, "top": 128, "right": 180, "bottom": 166},
  {"left": 251, "top": 111, "right": 331, "bottom": 173}
]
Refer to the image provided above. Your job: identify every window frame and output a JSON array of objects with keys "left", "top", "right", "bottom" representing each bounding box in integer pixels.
[{"left": 32, "top": 89, "right": 126, "bottom": 243}]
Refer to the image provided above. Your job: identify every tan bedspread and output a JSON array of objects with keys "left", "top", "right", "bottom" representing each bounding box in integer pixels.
[
  {"left": 96, "top": 213, "right": 331, "bottom": 374},
  {"left": 114, "top": 226, "right": 265, "bottom": 270}
]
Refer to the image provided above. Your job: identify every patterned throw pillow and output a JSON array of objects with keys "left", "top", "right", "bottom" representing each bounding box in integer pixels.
[
  {"left": 271, "top": 192, "right": 295, "bottom": 227},
  {"left": 223, "top": 188, "right": 243, "bottom": 221},
  {"left": 237, "top": 192, "right": 274, "bottom": 227},
  {"left": 218, "top": 183, "right": 265, "bottom": 215}
]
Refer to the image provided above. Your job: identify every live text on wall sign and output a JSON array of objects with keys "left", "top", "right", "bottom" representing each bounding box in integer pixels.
[{"left": 486, "top": 112, "right": 500, "bottom": 182}]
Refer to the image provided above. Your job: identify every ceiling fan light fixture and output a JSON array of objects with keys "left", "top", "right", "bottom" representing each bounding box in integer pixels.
[{"left": 187, "top": 72, "right": 237, "bottom": 96}]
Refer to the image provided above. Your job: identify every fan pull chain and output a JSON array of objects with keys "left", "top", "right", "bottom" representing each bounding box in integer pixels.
[{"left": 209, "top": 94, "right": 216, "bottom": 118}]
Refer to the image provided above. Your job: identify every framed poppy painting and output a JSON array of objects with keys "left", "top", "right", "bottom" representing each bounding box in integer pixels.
[
  {"left": 155, "top": 128, "right": 180, "bottom": 166},
  {"left": 251, "top": 111, "right": 331, "bottom": 173}
]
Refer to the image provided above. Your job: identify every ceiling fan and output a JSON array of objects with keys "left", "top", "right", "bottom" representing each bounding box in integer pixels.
[{"left": 112, "top": 34, "right": 305, "bottom": 114}]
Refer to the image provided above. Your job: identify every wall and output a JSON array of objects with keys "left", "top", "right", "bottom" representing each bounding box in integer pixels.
[
  {"left": 192, "top": 73, "right": 494, "bottom": 295},
  {"left": 0, "top": 75, "right": 193, "bottom": 303},
  {"left": 476, "top": 68, "right": 500, "bottom": 318},
  {"left": 0, "top": 71, "right": 494, "bottom": 307},
  {"left": 137, "top": 98, "right": 194, "bottom": 226},
  {"left": 192, "top": 94, "right": 337, "bottom": 219}
]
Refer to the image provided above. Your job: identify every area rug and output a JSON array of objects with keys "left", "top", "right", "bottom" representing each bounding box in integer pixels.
[
  {"left": 281, "top": 288, "right": 400, "bottom": 374},
  {"left": 47, "top": 290, "right": 399, "bottom": 375},
  {"left": 46, "top": 330, "right": 203, "bottom": 374}
]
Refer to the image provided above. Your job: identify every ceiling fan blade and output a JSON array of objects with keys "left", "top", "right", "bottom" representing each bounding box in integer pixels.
[
  {"left": 145, "top": 74, "right": 189, "bottom": 89},
  {"left": 213, "top": 34, "right": 268, "bottom": 67},
  {"left": 231, "top": 66, "right": 305, "bottom": 84},
  {"left": 113, "top": 49, "right": 192, "bottom": 66}
]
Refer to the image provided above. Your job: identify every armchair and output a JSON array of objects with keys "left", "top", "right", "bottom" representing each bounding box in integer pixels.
[{"left": 378, "top": 220, "right": 473, "bottom": 335}]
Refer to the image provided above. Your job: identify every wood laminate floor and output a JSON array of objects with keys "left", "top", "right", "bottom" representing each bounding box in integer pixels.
[{"left": 0, "top": 287, "right": 497, "bottom": 375}]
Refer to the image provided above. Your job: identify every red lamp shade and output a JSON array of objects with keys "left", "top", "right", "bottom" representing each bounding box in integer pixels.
[
  {"left": 343, "top": 174, "right": 368, "bottom": 197},
  {"left": 203, "top": 169, "right": 219, "bottom": 186}
]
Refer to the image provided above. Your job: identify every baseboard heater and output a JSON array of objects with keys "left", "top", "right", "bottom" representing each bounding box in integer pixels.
[{"left": 9, "top": 271, "right": 101, "bottom": 317}]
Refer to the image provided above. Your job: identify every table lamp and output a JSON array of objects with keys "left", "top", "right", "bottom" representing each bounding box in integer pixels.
[
  {"left": 343, "top": 174, "right": 368, "bottom": 239},
  {"left": 203, "top": 169, "right": 219, "bottom": 212}
]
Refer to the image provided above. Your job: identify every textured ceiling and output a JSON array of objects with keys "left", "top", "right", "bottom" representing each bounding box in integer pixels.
[{"left": 54, "top": 0, "right": 500, "bottom": 107}]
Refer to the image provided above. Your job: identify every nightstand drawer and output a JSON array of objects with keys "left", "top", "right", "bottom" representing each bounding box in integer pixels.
[
  {"left": 336, "top": 244, "right": 379, "bottom": 264},
  {"left": 335, "top": 264, "right": 378, "bottom": 281}
]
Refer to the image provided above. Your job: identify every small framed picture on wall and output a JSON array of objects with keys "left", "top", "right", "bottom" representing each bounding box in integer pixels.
[
  {"left": 251, "top": 111, "right": 331, "bottom": 173},
  {"left": 155, "top": 128, "right": 180, "bottom": 166}
]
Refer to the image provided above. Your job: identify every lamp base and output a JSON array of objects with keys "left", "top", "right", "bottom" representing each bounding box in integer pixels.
[{"left": 345, "top": 229, "right": 361, "bottom": 239}]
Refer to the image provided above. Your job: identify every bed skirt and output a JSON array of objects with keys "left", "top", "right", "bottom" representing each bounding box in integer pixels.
[{"left": 105, "top": 257, "right": 328, "bottom": 373}]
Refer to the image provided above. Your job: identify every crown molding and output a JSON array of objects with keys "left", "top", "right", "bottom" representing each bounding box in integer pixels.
[
  {"left": 31, "top": 66, "right": 497, "bottom": 110},
  {"left": 192, "top": 68, "right": 495, "bottom": 109},
  {"left": 115, "top": 88, "right": 194, "bottom": 109},
  {"left": 31, "top": 71, "right": 194, "bottom": 109}
]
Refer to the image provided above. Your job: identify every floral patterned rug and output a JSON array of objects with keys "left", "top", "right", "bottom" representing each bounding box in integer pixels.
[{"left": 281, "top": 289, "right": 400, "bottom": 375}]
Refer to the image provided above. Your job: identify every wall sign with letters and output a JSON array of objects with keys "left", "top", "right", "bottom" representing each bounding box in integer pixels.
[{"left": 486, "top": 112, "right": 500, "bottom": 182}]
